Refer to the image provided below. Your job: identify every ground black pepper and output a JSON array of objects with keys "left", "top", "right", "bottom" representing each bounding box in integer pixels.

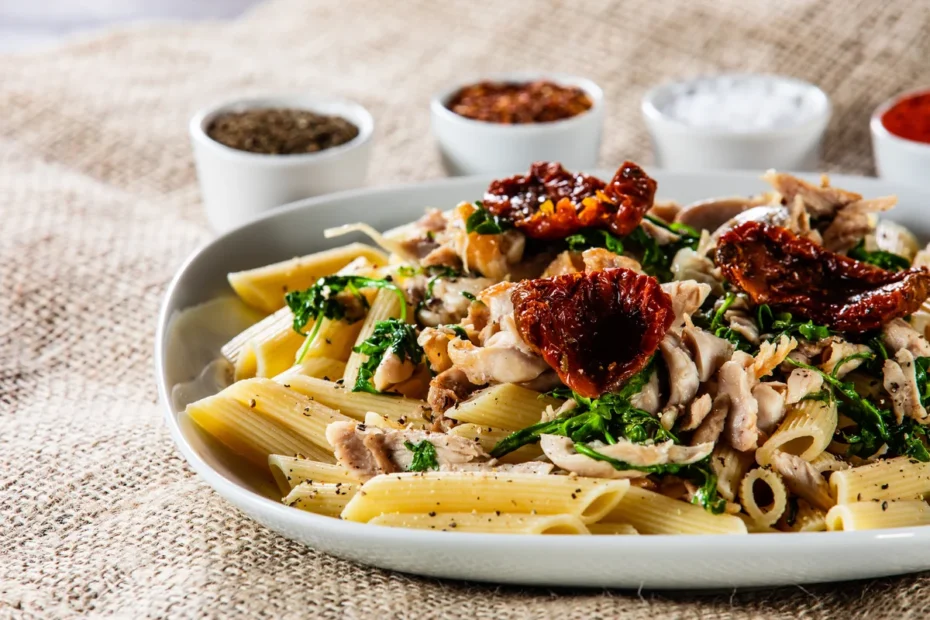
[{"left": 207, "top": 108, "right": 359, "bottom": 155}]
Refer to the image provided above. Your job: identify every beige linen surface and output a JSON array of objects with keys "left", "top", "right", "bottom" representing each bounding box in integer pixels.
[{"left": 3, "top": 0, "right": 930, "bottom": 618}]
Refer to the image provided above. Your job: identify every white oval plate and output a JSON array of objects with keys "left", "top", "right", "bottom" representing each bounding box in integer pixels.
[{"left": 156, "top": 169, "right": 930, "bottom": 590}]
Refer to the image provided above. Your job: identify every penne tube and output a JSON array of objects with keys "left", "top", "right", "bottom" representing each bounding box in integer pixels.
[
  {"left": 228, "top": 243, "right": 388, "bottom": 313},
  {"left": 756, "top": 399, "right": 837, "bottom": 466},
  {"left": 186, "top": 394, "right": 322, "bottom": 469},
  {"left": 297, "top": 317, "right": 367, "bottom": 363},
  {"left": 283, "top": 481, "right": 359, "bottom": 518},
  {"left": 601, "top": 487, "right": 748, "bottom": 535},
  {"left": 737, "top": 514, "right": 780, "bottom": 533},
  {"left": 447, "top": 423, "right": 543, "bottom": 464},
  {"left": 221, "top": 306, "right": 296, "bottom": 379},
  {"left": 587, "top": 522, "right": 639, "bottom": 536},
  {"left": 363, "top": 412, "right": 407, "bottom": 430},
  {"left": 369, "top": 512, "right": 589, "bottom": 535},
  {"left": 342, "top": 287, "right": 406, "bottom": 390},
  {"left": 781, "top": 500, "right": 827, "bottom": 533},
  {"left": 278, "top": 375, "right": 429, "bottom": 423},
  {"left": 445, "top": 383, "right": 561, "bottom": 430},
  {"left": 830, "top": 456, "right": 930, "bottom": 504},
  {"left": 711, "top": 443, "right": 754, "bottom": 502},
  {"left": 275, "top": 357, "right": 347, "bottom": 382},
  {"left": 341, "top": 472, "right": 629, "bottom": 524},
  {"left": 739, "top": 468, "right": 788, "bottom": 527},
  {"left": 268, "top": 455, "right": 359, "bottom": 494},
  {"left": 826, "top": 500, "right": 930, "bottom": 531},
  {"left": 223, "top": 378, "right": 354, "bottom": 463}
]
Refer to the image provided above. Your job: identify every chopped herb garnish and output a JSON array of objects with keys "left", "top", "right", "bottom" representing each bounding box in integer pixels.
[
  {"left": 465, "top": 205, "right": 512, "bottom": 235},
  {"left": 404, "top": 439, "right": 439, "bottom": 471},
  {"left": 848, "top": 239, "right": 910, "bottom": 272},
  {"left": 756, "top": 304, "right": 831, "bottom": 342},
  {"left": 286, "top": 275, "right": 407, "bottom": 362},
  {"left": 445, "top": 324, "right": 468, "bottom": 340},
  {"left": 461, "top": 291, "right": 477, "bottom": 301},
  {"left": 565, "top": 229, "right": 625, "bottom": 254},
  {"left": 352, "top": 318, "right": 423, "bottom": 394}
]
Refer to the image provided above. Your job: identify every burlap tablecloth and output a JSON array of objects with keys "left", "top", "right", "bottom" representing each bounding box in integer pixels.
[{"left": 4, "top": 0, "right": 930, "bottom": 617}]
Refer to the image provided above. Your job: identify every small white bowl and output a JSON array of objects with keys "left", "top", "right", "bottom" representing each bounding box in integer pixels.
[
  {"left": 871, "top": 88, "right": 930, "bottom": 188},
  {"left": 430, "top": 73, "right": 604, "bottom": 176},
  {"left": 190, "top": 94, "right": 373, "bottom": 232},
  {"left": 642, "top": 74, "right": 831, "bottom": 171}
]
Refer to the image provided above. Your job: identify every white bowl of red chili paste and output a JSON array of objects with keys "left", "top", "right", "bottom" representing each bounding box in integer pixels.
[
  {"left": 431, "top": 73, "right": 604, "bottom": 176},
  {"left": 872, "top": 88, "right": 930, "bottom": 188}
]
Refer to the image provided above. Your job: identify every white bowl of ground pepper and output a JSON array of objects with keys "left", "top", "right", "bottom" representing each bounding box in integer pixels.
[{"left": 190, "top": 95, "right": 373, "bottom": 232}]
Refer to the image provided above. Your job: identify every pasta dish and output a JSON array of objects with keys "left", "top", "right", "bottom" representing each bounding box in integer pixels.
[{"left": 184, "top": 161, "right": 930, "bottom": 536}]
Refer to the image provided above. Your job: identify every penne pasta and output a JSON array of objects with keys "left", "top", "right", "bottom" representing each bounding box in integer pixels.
[
  {"left": 711, "top": 443, "right": 754, "bottom": 502},
  {"left": 223, "top": 378, "right": 355, "bottom": 463},
  {"left": 781, "top": 500, "right": 827, "bottom": 532},
  {"left": 278, "top": 375, "right": 429, "bottom": 423},
  {"left": 369, "top": 512, "right": 590, "bottom": 535},
  {"left": 283, "top": 481, "right": 359, "bottom": 518},
  {"left": 268, "top": 455, "right": 359, "bottom": 494},
  {"left": 186, "top": 393, "right": 323, "bottom": 469},
  {"left": 342, "top": 287, "right": 407, "bottom": 390},
  {"left": 830, "top": 456, "right": 930, "bottom": 504},
  {"left": 587, "top": 522, "right": 639, "bottom": 535},
  {"left": 445, "top": 383, "right": 561, "bottom": 430},
  {"left": 600, "top": 487, "right": 748, "bottom": 535},
  {"left": 756, "top": 399, "right": 837, "bottom": 466},
  {"left": 228, "top": 243, "right": 388, "bottom": 313},
  {"left": 341, "top": 472, "right": 629, "bottom": 524},
  {"left": 739, "top": 468, "right": 788, "bottom": 527},
  {"left": 447, "top": 423, "right": 543, "bottom": 464},
  {"left": 275, "top": 356, "right": 347, "bottom": 382},
  {"left": 826, "top": 500, "right": 930, "bottom": 531}
]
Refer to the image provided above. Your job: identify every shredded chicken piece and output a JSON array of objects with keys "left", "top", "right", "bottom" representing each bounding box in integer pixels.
[
  {"left": 658, "top": 332, "right": 699, "bottom": 407},
  {"left": 692, "top": 394, "right": 730, "bottom": 446},
  {"left": 427, "top": 368, "right": 478, "bottom": 414},
  {"left": 581, "top": 248, "right": 643, "bottom": 273},
  {"left": 753, "top": 382, "right": 787, "bottom": 435},
  {"left": 541, "top": 250, "right": 583, "bottom": 277},
  {"left": 641, "top": 218, "right": 680, "bottom": 245},
  {"left": 785, "top": 368, "right": 824, "bottom": 404},
  {"left": 679, "top": 393, "right": 712, "bottom": 431},
  {"left": 718, "top": 360, "right": 759, "bottom": 451},
  {"left": 630, "top": 368, "right": 661, "bottom": 414},
  {"left": 682, "top": 319, "right": 733, "bottom": 381},
  {"left": 442, "top": 462, "right": 554, "bottom": 475},
  {"left": 763, "top": 170, "right": 862, "bottom": 218},
  {"left": 661, "top": 280, "right": 712, "bottom": 331},
  {"left": 649, "top": 200, "right": 681, "bottom": 223},
  {"left": 395, "top": 209, "right": 447, "bottom": 259},
  {"left": 753, "top": 335, "right": 797, "bottom": 380},
  {"left": 820, "top": 339, "right": 872, "bottom": 378},
  {"left": 540, "top": 435, "right": 713, "bottom": 479},
  {"left": 326, "top": 421, "right": 487, "bottom": 481},
  {"left": 372, "top": 350, "right": 417, "bottom": 392},
  {"left": 821, "top": 196, "right": 896, "bottom": 253},
  {"left": 447, "top": 334, "right": 550, "bottom": 385},
  {"left": 417, "top": 276, "right": 495, "bottom": 327},
  {"left": 769, "top": 451, "right": 834, "bottom": 511},
  {"left": 417, "top": 326, "right": 459, "bottom": 374},
  {"left": 882, "top": 318, "right": 930, "bottom": 358},
  {"left": 727, "top": 311, "right": 760, "bottom": 345},
  {"left": 424, "top": 202, "right": 526, "bottom": 279},
  {"left": 883, "top": 349, "right": 930, "bottom": 425},
  {"left": 670, "top": 247, "right": 724, "bottom": 294}
]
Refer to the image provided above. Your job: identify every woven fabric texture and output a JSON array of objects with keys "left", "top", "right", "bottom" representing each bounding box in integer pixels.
[{"left": 3, "top": 0, "right": 930, "bottom": 617}]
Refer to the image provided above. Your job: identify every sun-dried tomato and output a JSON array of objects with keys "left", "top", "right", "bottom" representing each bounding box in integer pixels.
[
  {"left": 511, "top": 268, "right": 674, "bottom": 398},
  {"left": 483, "top": 161, "right": 656, "bottom": 240},
  {"left": 716, "top": 221, "right": 930, "bottom": 332}
]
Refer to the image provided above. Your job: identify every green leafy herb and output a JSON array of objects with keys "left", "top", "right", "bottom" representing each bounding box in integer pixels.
[
  {"left": 286, "top": 275, "right": 408, "bottom": 363},
  {"left": 491, "top": 361, "right": 665, "bottom": 458},
  {"left": 465, "top": 205, "right": 512, "bottom": 235},
  {"left": 461, "top": 291, "right": 477, "bottom": 301},
  {"left": 755, "top": 304, "right": 831, "bottom": 342},
  {"left": 710, "top": 293, "right": 737, "bottom": 332},
  {"left": 445, "top": 324, "right": 468, "bottom": 340},
  {"left": 352, "top": 318, "right": 423, "bottom": 393},
  {"left": 848, "top": 239, "right": 910, "bottom": 272},
  {"left": 425, "top": 266, "right": 461, "bottom": 298},
  {"left": 643, "top": 214, "right": 700, "bottom": 240},
  {"left": 565, "top": 229, "right": 625, "bottom": 254},
  {"left": 404, "top": 440, "right": 439, "bottom": 471}
]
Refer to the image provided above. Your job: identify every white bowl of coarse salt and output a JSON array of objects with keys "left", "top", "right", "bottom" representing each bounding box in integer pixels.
[{"left": 642, "top": 74, "right": 831, "bottom": 171}]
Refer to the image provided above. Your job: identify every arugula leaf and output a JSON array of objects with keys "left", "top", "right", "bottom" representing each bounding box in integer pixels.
[
  {"left": 285, "top": 275, "right": 408, "bottom": 363},
  {"left": 565, "top": 229, "right": 625, "bottom": 254},
  {"left": 491, "top": 361, "right": 665, "bottom": 458},
  {"left": 444, "top": 324, "right": 468, "bottom": 340},
  {"left": 352, "top": 318, "right": 423, "bottom": 393},
  {"left": 710, "top": 293, "right": 737, "bottom": 332},
  {"left": 404, "top": 440, "right": 439, "bottom": 471},
  {"left": 643, "top": 214, "right": 701, "bottom": 240},
  {"left": 461, "top": 291, "right": 477, "bottom": 301},
  {"left": 465, "top": 205, "right": 512, "bottom": 235},
  {"left": 848, "top": 239, "right": 910, "bottom": 272},
  {"left": 755, "top": 303, "right": 831, "bottom": 342}
]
